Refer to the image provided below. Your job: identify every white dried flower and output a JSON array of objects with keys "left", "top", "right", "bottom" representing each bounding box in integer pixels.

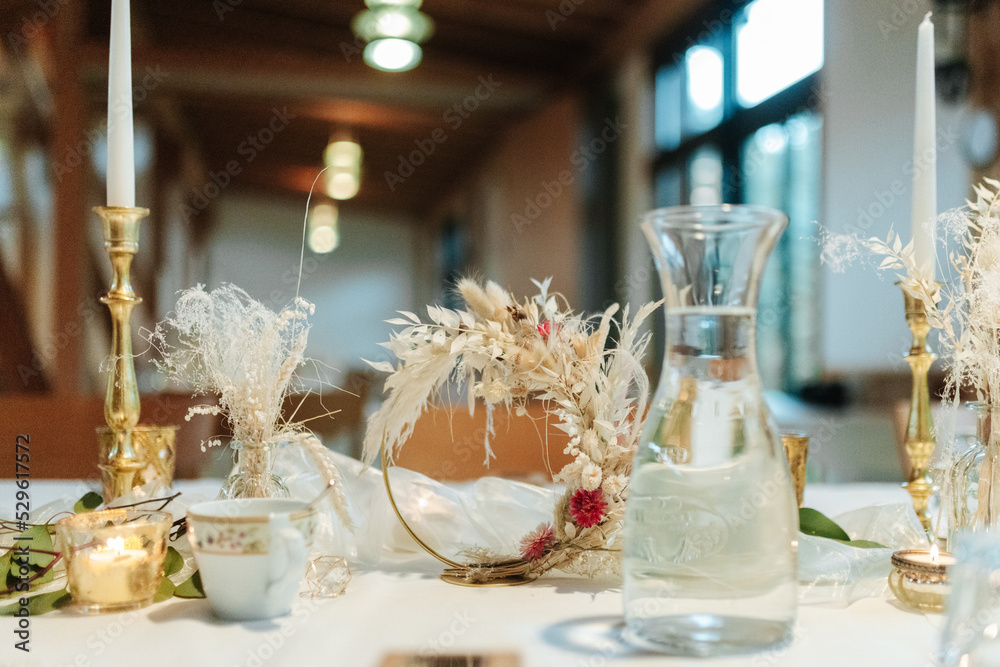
[
  {"left": 475, "top": 380, "right": 508, "bottom": 404},
  {"left": 582, "top": 463, "right": 602, "bottom": 491},
  {"left": 581, "top": 429, "right": 599, "bottom": 454},
  {"left": 603, "top": 474, "right": 626, "bottom": 496}
]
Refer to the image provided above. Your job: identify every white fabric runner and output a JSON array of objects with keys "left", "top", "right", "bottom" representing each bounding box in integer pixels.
[{"left": 0, "top": 471, "right": 940, "bottom": 666}]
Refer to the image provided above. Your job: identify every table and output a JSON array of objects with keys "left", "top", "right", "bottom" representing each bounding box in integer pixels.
[{"left": 1, "top": 480, "right": 943, "bottom": 667}]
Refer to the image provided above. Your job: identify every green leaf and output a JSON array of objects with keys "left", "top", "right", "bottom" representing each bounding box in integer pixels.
[
  {"left": 162, "top": 547, "right": 183, "bottom": 577},
  {"left": 842, "top": 539, "right": 889, "bottom": 549},
  {"left": 174, "top": 571, "right": 205, "bottom": 599},
  {"left": 17, "top": 525, "right": 54, "bottom": 568},
  {"left": 0, "top": 548, "right": 11, "bottom": 583},
  {"left": 0, "top": 589, "right": 70, "bottom": 616},
  {"left": 154, "top": 576, "right": 176, "bottom": 603},
  {"left": 29, "top": 563, "right": 54, "bottom": 586},
  {"left": 798, "top": 507, "right": 851, "bottom": 542},
  {"left": 73, "top": 492, "right": 103, "bottom": 514}
]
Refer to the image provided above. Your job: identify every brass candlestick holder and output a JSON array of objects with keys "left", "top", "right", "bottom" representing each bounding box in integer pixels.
[
  {"left": 95, "top": 206, "right": 175, "bottom": 502},
  {"left": 901, "top": 288, "right": 937, "bottom": 532}
]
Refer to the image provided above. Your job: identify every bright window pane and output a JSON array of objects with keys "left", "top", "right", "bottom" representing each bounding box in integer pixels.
[
  {"left": 688, "top": 145, "right": 723, "bottom": 206},
  {"left": 736, "top": 0, "right": 824, "bottom": 107},
  {"left": 685, "top": 46, "right": 724, "bottom": 135},
  {"left": 654, "top": 65, "right": 682, "bottom": 150}
]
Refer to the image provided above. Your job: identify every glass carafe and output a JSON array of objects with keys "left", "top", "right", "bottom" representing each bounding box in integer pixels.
[{"left": 623, "top": 205, "right": 798, "bottom": 656}]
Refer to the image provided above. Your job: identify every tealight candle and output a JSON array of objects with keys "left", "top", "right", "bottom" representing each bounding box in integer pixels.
[
  {"left": 889, "top": 546, "right": 954, "bottom": 613},
  {"left": 56, "top": 509, "right": 171, "bottom": 615}
]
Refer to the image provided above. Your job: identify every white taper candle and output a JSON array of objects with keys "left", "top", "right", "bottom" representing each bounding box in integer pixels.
[
  {"left": 107, "top": 0, "right": 135, "bottom": 208},
  {"left": 911, "top": 12, "right": 936, "bottom": 281}
]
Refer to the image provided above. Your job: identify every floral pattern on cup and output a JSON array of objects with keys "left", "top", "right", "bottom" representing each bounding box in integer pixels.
[
  {"left": 189, "top": 512, "right": 316, "bottom": 555},
  {"left": 191, "top": 523, "right": 269, "bottom": 555}
]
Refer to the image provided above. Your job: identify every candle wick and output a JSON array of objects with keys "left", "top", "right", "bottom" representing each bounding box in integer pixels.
[{"left": 923, "top": 11, "right": 932, "bottom": 22}]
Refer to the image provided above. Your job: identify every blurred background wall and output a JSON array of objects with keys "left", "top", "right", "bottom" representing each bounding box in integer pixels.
[{"left": 0, "top": 0, "right": 995, "bottom": 483}]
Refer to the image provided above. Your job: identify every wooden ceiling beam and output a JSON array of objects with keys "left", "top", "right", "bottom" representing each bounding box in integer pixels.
[
  {"left": 171, "top": 94, "right": 475, "bottom": 135},
  {"left": 78, "top": 42, "right": 548, "bottom": 115},
  {"left": 427, "top": 0, "right": 614, "bottom": 40}
]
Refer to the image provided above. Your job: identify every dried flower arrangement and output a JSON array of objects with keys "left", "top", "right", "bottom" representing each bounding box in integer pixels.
[
  {"left": 147, "top": 284, "right": 348, "bottom": 514},
  {"left": 363, "top": 278, "right": 657, "bottom": 580},
  {"left": 867, "top": 178, "right": 1000, "bottom": 528}
]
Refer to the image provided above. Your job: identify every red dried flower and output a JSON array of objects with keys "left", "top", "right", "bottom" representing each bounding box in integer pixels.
[
  {"left": 537, "top": 320, "right": 553, "bottom": 338},
  {"left": 520, "top": 523, "right": 555, "bottom": 562},
  {"left": 569, "top": 488, "right": 607, "bottom": 527}
]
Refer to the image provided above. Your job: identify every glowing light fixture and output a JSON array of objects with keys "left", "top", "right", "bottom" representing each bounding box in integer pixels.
[
  {"left": 307, "top": 202, "right": 340, "bottom": 254},
  {"left": 324, "top": 139, "right": 362, "bottom": 200},
  {"left": 352, "top": 1, "right": 434, "bottom": 73}
]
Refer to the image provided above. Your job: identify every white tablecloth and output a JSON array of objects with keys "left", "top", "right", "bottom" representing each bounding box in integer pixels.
[{"left": 0, "top": 480, "right": 941, "bottom": 667}]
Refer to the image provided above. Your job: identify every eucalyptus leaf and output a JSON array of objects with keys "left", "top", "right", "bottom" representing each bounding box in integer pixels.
[
  {"left": 13, "top": 525, "right": 55, "bottom": 568},
  {"left": 154, "top": 576, "right": 176, "bottom": 603},
  {"left": 162, "top": 547, "right": 183, "bottom": 577},
  {"left": 29, "top": 563, "right": 54, "bottom": 586},
  {"left": 174, "top": 571, "right": 205, "bottom": 599},
  {"left": 0, "top": 589, "right": 70, "bottom": 616},
  {"left": 73, "top": 492, "right": 103, "bottom": 514},
  {"left": 798, "top": 507, "right": 851, "bottom": 542},
  {"left": 842, "top": 539, "right": 888, "bottom": 549},
  {"left": 0, "top": 548, "right": 11, "bottom": 584}
]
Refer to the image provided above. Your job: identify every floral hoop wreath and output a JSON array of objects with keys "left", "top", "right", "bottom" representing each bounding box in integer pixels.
[{"left": 363, "top": 278, "right": 658, "bottom": 584}]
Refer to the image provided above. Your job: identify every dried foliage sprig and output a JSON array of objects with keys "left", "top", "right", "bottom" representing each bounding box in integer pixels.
[
  {"left": 147, "top": 284, "right": 313, "bottom": 446},
  {"left": 363, "top": 277, "right": 658, "bottom": 579},
  {"left": 868, "top": 178, "right": 1000, "bottom": 527},
  {"left": 147, "top": 285, "right": 351, "bottom": 522}
]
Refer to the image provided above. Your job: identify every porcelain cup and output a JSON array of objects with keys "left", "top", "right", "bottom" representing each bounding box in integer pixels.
[{"left": 187, "top": 498, "right": 316, "bottom": 621}]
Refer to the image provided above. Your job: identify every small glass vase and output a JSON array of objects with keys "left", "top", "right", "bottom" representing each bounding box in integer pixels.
[
  {"left": 218, "top": 440, "right": 290, "bottom": 499},
  {"left": 623, "top": 205, "right": 798, "bottom": 656},
  {"left": 950, "top": 403, "right": 1000, "bottom": 540}
]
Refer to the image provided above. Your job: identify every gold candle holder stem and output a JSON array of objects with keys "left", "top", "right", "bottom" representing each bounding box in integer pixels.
[
  {"left": 95, "top": 206, "right": 149, "bottom": 502},
  {"left": 901, "top": 288, "right": 937, "bottom": 533}
]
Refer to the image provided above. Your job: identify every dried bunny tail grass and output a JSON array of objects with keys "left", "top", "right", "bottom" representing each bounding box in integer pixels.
[
  {"left": 456, "top": 278, "right": 494, "bottom": 320},
  {"left": 298, "top": 433, "right": 354, "bottom": 531}
]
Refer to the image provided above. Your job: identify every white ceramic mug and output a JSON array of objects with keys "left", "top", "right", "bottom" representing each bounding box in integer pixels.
[{"left": 187, "top": 498, "right": 316, "bottom": 621}]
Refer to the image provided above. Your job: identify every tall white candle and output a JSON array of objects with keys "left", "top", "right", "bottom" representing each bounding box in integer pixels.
[
  {"left": 107, "top": 0, "right": 135, "bottom": 208},
  {"left": 911, "top": 12, "right": 936, "bottom": 281}
]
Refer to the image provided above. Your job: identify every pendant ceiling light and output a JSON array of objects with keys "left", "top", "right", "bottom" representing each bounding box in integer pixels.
[
  {"left": 307, "top": 202, "right": 340, "bottom": 254},
  {"left": 324, "top": 138, "right": 362, "bottom": 200},
  {"left": 352, "top": 0, "right": 434, "bottom": 73}
]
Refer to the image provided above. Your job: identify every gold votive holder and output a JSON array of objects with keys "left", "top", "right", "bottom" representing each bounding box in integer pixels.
[
  {"left": 55, "top": 509, "right": 171, "bottom": 614},
  {"left": 781, "top": 432, "right": 809, "bottom": 507},
  {"left": 98, "top": 425, "right": 177, "bottom": 500},
  {"left": 888, "top": 548, "right": 955, "bottom": 613}
]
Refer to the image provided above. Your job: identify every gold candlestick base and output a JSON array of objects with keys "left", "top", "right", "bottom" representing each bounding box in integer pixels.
[
  {"left": 94, "top": 206, "right": 177, "bottom": 501},
  {"left": 98, "top": 425, "right": 177, "bottom": 500},
  {"left": 901, "top": 288, "right": 937, "bottom": 533}
]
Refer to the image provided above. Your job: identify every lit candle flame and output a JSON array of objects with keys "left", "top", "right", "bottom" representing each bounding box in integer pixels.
[
  {"left": 105, "top": 536, "right": 126, "bottom": 555},
  {"left": 930, "top": 543, "right": 940, "bottom": 564}
]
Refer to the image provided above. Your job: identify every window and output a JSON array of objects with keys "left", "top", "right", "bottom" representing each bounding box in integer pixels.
[
  {"left": 651, "top": 0, "right": 824, "bottom": 392},
  {"left": 736, "top": 0, "right": 824, "bottom": 107}
]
